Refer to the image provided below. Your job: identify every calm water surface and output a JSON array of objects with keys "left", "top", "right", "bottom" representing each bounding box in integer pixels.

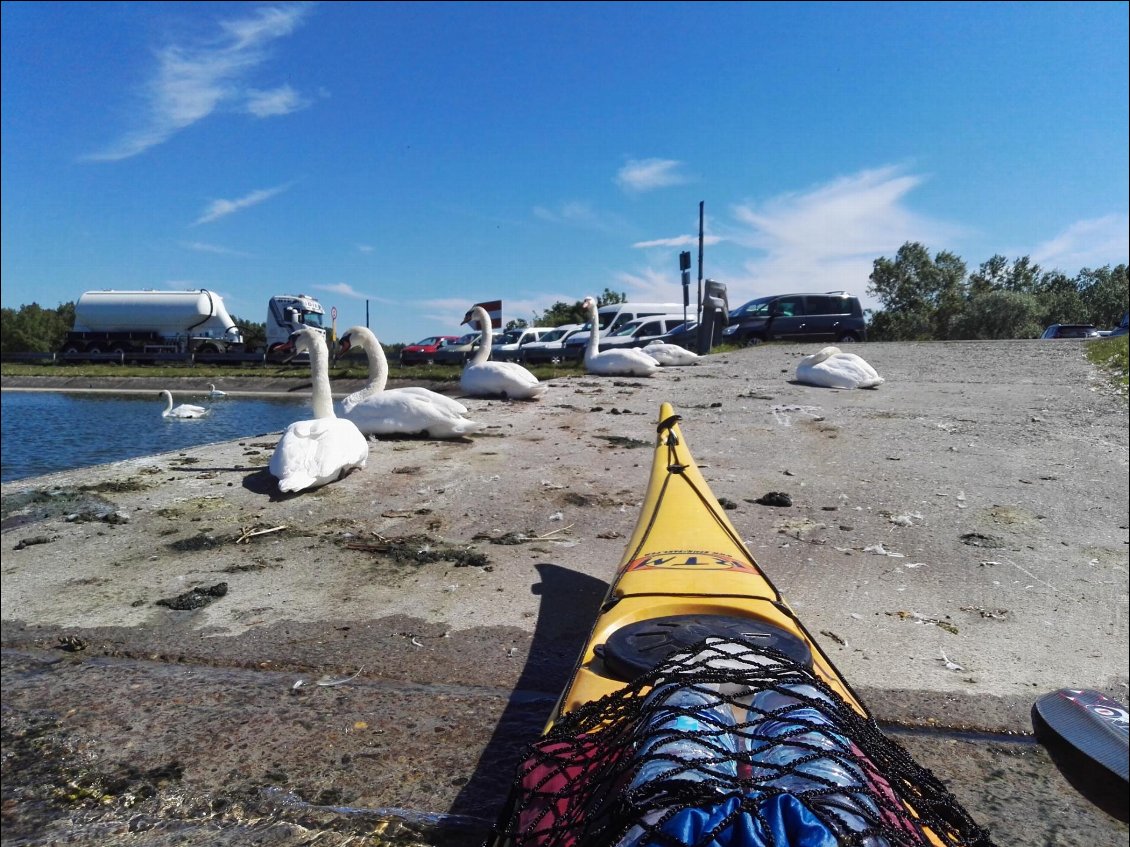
[{"left": 1, "top": 391, "right": 313, "bottom": 483}]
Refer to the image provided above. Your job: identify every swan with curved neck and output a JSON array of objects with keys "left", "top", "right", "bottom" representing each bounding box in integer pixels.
[
  {"left": 580, "top": 296, "right": 659, "bottom": 377},
  {"left": 269, "top": 328, "right": 368, "bottom": 492},
  {"left": 159, "top": 390, "right": 208, "bottom": 418},
  {"left": 338, "top": 326, "right": 468, "bottom": 416},
  {"left": 460, "top": 306, "right": 548, "bottom": 400},
  {"left": 337, "top": 326, "right": 483, "bottom": 438},
  {"left": 795, "top": 346, "right": 884, "bottom": 389},
  {"left": 208, "top": 384, "right": 226, "bottom": 398}
]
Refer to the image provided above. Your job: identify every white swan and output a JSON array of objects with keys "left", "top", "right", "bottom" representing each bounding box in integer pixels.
[
  {"left": 338, "top": 326, "right": 469, "bottom": 416},
  {"left": 795, "top": 346, "right": 885, "bottom": 389},
  {"left": 580, "top": 297, "right": 659, "bottom": 377},
  {"left": 460, "top": 306, "right": 548, "bottom": 400},
  {"left": 269, "top": 328, "right": 369, "bottom": 493},
  {"left": 159, "top": 390, "right": 209, "bottom": 419},
  {"left": 337, "top": 326, "right": 483, "bottom": 439},
  {"left": 208, "top": 384, "right": 226, "bottom": 398},
  {"left": 643, "top": 341, "right": 700, "bottom": 366}
]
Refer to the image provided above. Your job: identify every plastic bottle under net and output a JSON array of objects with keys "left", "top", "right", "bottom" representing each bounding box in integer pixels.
[
  {"left": 627, "top": 681, "right": 740, "bottom": 797},
  {"left": 742, "top": 681, "right": 887, "bottom": 840}
]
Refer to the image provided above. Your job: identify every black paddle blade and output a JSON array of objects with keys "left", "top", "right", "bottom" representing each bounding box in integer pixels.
[{"left": 1033, "top": 688, "right": 1129, "bottom": 822}]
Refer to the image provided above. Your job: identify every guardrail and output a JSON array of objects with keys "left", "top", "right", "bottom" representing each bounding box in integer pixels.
[{"left": 1, "top": 351, "right": 274, "bottom": 365}]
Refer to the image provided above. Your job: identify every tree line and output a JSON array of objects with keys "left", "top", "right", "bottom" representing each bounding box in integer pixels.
[
  {"left": 866, "top": 243, "right": 1127, "bottom": 340},
  {"left": 3, "top": 249, "right": 1126, "bottom": 353}
]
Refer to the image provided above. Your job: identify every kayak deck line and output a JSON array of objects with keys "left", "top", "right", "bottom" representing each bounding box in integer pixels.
[{"left": 489, "top": 402, "right": 996, "bottom": 847}]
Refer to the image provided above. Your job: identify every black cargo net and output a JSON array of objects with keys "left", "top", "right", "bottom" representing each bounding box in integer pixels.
[{"left": 492, "top": 638, "right": 995, "bottom": 847}]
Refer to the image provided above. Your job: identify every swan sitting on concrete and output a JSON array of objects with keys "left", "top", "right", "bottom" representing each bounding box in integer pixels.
[
  {"left": 643, "top": 341, "right": 700, "bottom": 366},
  {"left": 338, "top": 326, "right": 469, "bottom": 416},
  {"left": 159, "top": 390, "right": 209, "bottom": 418},
  {"left": 580, "top": 296, "right": 658, "bottom": 377},
  {"left": 795, "top": 346, "right": 884, "bottom": 389},
  {"left": 269, "top": 328, "right": 369, "bottom": 493},
  {"left": 460, "top": 306, "right": 548, "bottom": 400},
  {"left": 337, "top": 326, "right": 483, "bottom": 438}
]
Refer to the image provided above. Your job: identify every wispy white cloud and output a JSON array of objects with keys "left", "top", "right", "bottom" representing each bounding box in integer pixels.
[
  {"left": 85, "top": 3, "right": 313, "bottom": 161},
  {"left": 1030, "top": 214, "right": 1130, "bottom": 272},
  {"left": 356, "top": 244, "right": 375, "bottom": 254},
  {"left": 615, "top": 158, "right": 689, "bottom": 193},
  {"left": 616, "top": 166, "right": 964, "bottom": 311},
  {"left": 193, "top": 183, "right": 292, "bottom": 225},
  {"left": 245, "top": 84, "right": 310, "bottom": 117},
  {"left": 533, "top": 201, "right": 629, "bottom": 235},
  {"left": 179, "top": 240, "right": 255, "bottom": 257},
  {"left": 313, "top": 282, "right": 379, "bottom": 301},
  {"left": 633, "top": 234, "right": 723, "bottom": 249}
]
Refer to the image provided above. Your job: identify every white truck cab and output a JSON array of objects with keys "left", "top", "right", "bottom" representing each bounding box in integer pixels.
[{"left": 267, "top": 294, "right": 326, "bottom": 352}]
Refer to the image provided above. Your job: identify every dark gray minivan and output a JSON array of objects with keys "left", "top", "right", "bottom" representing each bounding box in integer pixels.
[{"left": 721, "top": 292, "right": 866, "bottom": 346}]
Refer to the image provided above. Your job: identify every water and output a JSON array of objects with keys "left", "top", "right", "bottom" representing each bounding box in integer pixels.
[{"left": 0, "top": 391, "right": 312, "bottom": 484}]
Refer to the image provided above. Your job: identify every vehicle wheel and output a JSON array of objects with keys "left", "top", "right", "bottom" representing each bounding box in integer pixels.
[
  {"left": 742, "top": 335, "right": 764, "bottom": 347},
  {"left": 838, "top": 333, "right": 860, "bottom": 343},
  {"left": 197, "top": 344, "right": 218, "bottom": 355},
  {"left": 549, "top": 355, "right": 562, "bottom": 365},
  {"left": 63, "top": 345, "right": 81, "bottom": 356},
  {"left": 424, "top": 357, "right": 435, "bottom": 366},
  {"left": 86, "top": 345, "right": 103, "bottom": 355}
]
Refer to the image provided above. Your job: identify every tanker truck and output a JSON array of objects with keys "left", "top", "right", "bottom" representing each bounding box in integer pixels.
[
  {"left": 59, "top": 290, "right": 326, "bottom": 359},
  {"left": 61, "top": 289, "right": 244, "bottom": 357}
]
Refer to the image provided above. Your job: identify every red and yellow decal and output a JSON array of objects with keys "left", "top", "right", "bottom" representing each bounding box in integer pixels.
[{"left": 624, "top": 551, "right": 760, "bottom": 573}]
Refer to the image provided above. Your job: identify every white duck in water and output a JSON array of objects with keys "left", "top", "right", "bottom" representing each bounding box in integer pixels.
[
  {"left": 338, "top": 326, "right": 470, "bottom": 416},
  {"left": 580, "top": 296, "right": 659, "bottom": 377},
  {"left": 460, "top": 306, "right": 548, "bottom": 400},
  {"left": 159, "top": 390, "right": 209, "bottom": 418},
  {"left": 269, "top": 328, "right": 369, "bottom": 493},
  {"left": 643, "top": 341, "right": 700, "bottom": 367},
  {"left": 337, "top": 326, "right": 483, "bottom": 439},
  {"left": 795, "top": 346, "right": 885, "bottom": 389}
]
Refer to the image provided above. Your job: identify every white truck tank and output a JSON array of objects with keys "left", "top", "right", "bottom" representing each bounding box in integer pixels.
[{"left": 73, "top": 290, "right": 240, "bottom": 339}]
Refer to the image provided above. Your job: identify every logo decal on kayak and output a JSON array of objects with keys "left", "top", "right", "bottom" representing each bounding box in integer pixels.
[{"left": 625, "top": 551, "right": 759, "bottom": 572}]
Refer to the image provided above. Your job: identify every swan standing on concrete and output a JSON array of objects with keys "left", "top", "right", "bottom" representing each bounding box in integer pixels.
[
  {"left": 338, "top": 326, "right": 469, "bottom": 416},
  {"left": 580, "top": 296, "right": 659, "bottom": 377},
  {"left": 159, "top": 390, "right": 209, "bottom": 418},
  {"left": 337, "top": 326, "right": 483, "bottom": 438},
  {"left": 207, "top": 384, "right": 227, "bottom": 398},
  {"left": 269, "top": 328, "right": 369, "bottom": 493},
  {"left": 795, "top": 346, "right": 884, "bottom": 389},
  {"left": 460, "top": 306, "right": 548, "bottom": 400},
  {"left": 643, "top": 341, "right": 700, "bottom": 366}
]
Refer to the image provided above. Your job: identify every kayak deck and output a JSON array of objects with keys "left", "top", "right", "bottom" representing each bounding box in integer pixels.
[{"left": 550, "top": 402, "right": 864, "bottom": 724}]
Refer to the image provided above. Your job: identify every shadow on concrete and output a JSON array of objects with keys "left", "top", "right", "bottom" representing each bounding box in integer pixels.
[{"left": 447, "top": 562, "right": 609, "bottom": 829}]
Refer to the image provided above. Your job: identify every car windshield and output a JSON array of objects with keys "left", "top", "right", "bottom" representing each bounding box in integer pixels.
[
  {"left": 300, "top": 312, "right": 325, "bottom": 328},
  {"left": 413, "top": 337, "right": 441, "bottom": 346},
  {"left": 497, "top": 329, "right": 524, "bottom": 345},
  {"left": 455, "top": 332, "right": 478, "bottom": 345},
  {"left": 610, "top": 321, "right": 643, "bottom": 337},
  {"left": 538, "top": 328, "right": 568, "bottom": 342},
  {"left": 730, "top": 297, "right": 774, "bottom": 319}
]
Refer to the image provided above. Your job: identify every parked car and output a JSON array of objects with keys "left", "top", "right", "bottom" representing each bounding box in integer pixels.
[
  {"left": 596, "top": 314, "right": 690, "bottom": 351},
  {"left": 490, "top": 326, "right": 557, "bottom": 362},
  {"left": 518, "top": 324, "right": 585, "bottom": 364},
  {"left": 1040, "top": 324, "right": 1101, "bottom": 340},
  {"left": 400, "top": 335, "right": 460, "bottom": 365},
  {"left": 650, "top": 320, "right": 700, "bottom": 351},
  {"left": 434, "top": 331, "right": 482, "bottom": 365},
  {"left": 722, "top": 292, "right": 866, "bottom": 346},
  {"left": 1109, "top": 313, "right": 1129, "bottom": 338},
  {"left": 561, "top": 301, "right": 684, "bottom": 361}
]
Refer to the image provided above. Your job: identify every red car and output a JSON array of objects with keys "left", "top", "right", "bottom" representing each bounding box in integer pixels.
[{"left": 399, "top": 335, "right": 460, "bottom": 365}]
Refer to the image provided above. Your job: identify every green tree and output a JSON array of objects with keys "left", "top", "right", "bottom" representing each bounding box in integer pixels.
[
  {"left": 950, "top": 289, "right": 1043, "bottom": 339},
  {"left": 1076, "top": 264, "right": 1128, "bottom": 327},
  {"left": 1, "top": 301, "right": 75, "bottom": 353},
  {"left": 232, "top": 316, "right": 266, "bottom": 351},
  {"left": 866, "top": 243, "right": 967, "bottom": 340}
]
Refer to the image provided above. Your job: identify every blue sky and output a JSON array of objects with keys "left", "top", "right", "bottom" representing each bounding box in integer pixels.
[{"left": 2, "top": 1, "right": 1127, "bottom": 344}]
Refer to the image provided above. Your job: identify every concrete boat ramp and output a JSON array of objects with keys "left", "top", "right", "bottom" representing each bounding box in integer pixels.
[{"left": 2, "top": 340, "right": 1127, "bottom": 845}]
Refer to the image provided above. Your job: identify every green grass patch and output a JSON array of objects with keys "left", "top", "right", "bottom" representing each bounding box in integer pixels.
[{"left": 1086, "top": 335, "right": 1129, "bottom": 392}]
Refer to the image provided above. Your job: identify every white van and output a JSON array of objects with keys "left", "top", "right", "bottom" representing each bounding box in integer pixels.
[
  {"left": 597, "top": 314, "right": 690, "bottom": 351},
  {"left": 490, "top": 326, "right": 556, "bottom": 362},
  {"left": 563, "top": 302, "right": 684, "bottom": 360},
  {"left": 517, "top": 324, "right": 585, "bottom": 364}
]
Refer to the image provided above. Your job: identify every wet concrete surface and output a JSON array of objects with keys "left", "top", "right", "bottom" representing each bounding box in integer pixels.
[{"left": 2, "top": 341, "right": 1127, "bottom": 845}]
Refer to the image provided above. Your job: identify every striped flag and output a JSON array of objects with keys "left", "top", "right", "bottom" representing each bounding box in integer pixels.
[{"left": 467, "top": 300, "right": 503, "bottom": 330}]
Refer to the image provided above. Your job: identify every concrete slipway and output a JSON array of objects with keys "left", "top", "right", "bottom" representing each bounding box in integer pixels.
[{"left": 1, "top": 340, "right": 1127, "bottom": 846}]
